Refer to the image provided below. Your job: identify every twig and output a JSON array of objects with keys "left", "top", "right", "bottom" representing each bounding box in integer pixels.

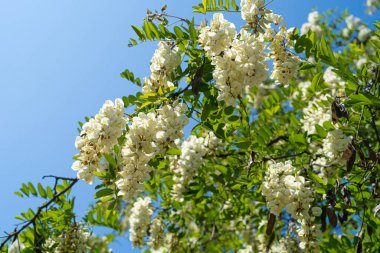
[{"left": 0, "top": 178, "right": 79, "bottom": 249}]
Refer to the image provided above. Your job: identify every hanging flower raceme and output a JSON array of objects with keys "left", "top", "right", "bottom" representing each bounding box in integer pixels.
[
  {"left": 366, "top": 0, "right": 380, "bottom": 15},
  {"left": 148, "top": 217, "right": 165, "bottom": 250},
  {"left": 116, "top": 102, "right": 188, "bottom": 200},
  {"left": 269, "top": 25, "right": 299, "bottom": 85},
  {"left": 8, "top": 240, "right": 25, "bottom": 253},
  {"left": 72, "top": 99, "right": 126, "bottom": 184},
  {"left": 45, "top": 223, "right": 91, "bottom": 253},
  {"left": 322, "top": 129, "right": 352, "bottom": 165},
  {"left": 128, "top": 197, "right": 153, "bottom": 247},
  {"left": 212, "top": 30, "right": 268, "bottom": 105},
  {"left": 142, "top": 42, "right": 181, "bottom": 94},
  {"left": 301, "top": 94, "right": 331, "bottom": 134},
  {"left": 300, "top": 11, "right": 323, "bottom": 37},
  {"left": 262, "top": 161, "right": 321, "bottom": 252},
  {"left": 198, "top": 13, "right": 236, "bottom": 58},
  {"left": 323, "top": 67, "right": 345, "bottom": 96},
  {"left": 171, "top": 132, "right": 221, "bottom": 202}
]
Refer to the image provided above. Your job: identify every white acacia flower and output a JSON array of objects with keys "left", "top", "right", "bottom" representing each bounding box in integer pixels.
[
  {"left": 8, "top": 240, "right": 25, "bottom": 253},
  {"left": 72, "top": 99, "right": 126, "bottom": 184},
  {"left": 198, "top": 13, "right": 236, "bottom": 57},
  {"left": 129, "top": 197, "right": 153, "bottom": 247}
]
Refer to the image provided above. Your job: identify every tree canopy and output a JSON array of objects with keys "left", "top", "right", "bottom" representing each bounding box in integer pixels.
[{"left": 2, "top": 0, "right": 380, "bottom": 252}]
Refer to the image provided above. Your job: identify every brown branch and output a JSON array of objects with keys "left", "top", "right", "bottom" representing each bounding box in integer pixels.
[
  {"left": 0, "top": 178, "right": 79, "bottom": 249},
  {"left": 266, "top": 135, "right": 289, "bottom": 147}
]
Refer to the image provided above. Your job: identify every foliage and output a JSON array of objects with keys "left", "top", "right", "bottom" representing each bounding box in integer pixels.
[{"left": 1, "top": 0, "right": 380, "bottom": 252}]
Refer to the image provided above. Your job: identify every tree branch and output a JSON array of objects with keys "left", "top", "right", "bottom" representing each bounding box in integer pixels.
[{"left": 0, "top": 177, "right": 79, "bottom": 249}]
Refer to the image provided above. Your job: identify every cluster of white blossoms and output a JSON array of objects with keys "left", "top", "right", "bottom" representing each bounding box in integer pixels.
[
  {"left": 117, "top": 102, "right": 189, "bottom": 200},
  {"left": 128, "top": 197, "right": 153, "bottom": 247},
  {"left": 342, "top": 15, "right": 372, "bottom": 42},
  {"left": 366, "top": 0, "right": 380, "bottom": 15},
  {"left": 262, "top": 161, "right": 321, "bottom": 252},
  {"left": 269, "top": 25, "right": 299, "bottom": 85},
  {"left": 240, "top": 0, "right": 284, "bottom": 32},
  {"left": 324, "top": 67, "right": 345, "bottom": 96},
  {"left": 45, "top": 223, "right": 91, "bottom": 253},
  {"left": 142, "top": 42, "right": 181, "bottom": 94},
  {"left": 301, "top": 11, "right": 323, "bottom": 37},
  {"left": 257, "top": 234, "right": 288, "bottom": 253},
  {"left": 262, "top": 161, "right": 296, "bottom": 216},
  {"left": 198, "top": 13, "right": 236, "bottom": 58},
  {"left": 301, "top": 94, "right": 331, "bottom": 134},
  {"left": 72, "top": 99, "right": 126, "bottom": 184},
  {"left": 148, "top": 217, "right": 165, "bottom": 250},
  {"left": 171, "top": 132, "right": 221, "bottom": 202},
  {"left": 297, "top": 217, "right": 322, "bottom": 252},
  {"left": 212, "top": 30, "right": 268, "bottom": 105},
  {"left": 8, "top": 240, "right": 25, "bottom": 253},
  {"left": 322, "top": 129, "right": 352, "bottom": 165}
]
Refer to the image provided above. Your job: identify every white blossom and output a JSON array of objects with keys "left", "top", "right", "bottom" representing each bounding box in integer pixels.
[
  {"left": 358, "top": 26, "right": 372, "bottom": 42},
  {"left": 149, "top": 217, "right": 165, "bottom": 249},
  {"left": 198, "top": 13, "right": 236, "bottom": 57},
  {"left": 213, "top": 30, "right": 268, "bottom": 105},
  {"left": 270, "top": 25, "right": 299, "bottom": 85},
  {"left": 45, "top": 223, "right": 91, "bottom": 253},
  {"left": 129, "top": 197, "right": 153, "bottom": 247},
  {"left": 345, "top": 15, "right": 361, "bottom": 30},
  {"left": 301, "top": 95, "right": 331, "bottom": 134},
  {"left": 142, "top": 42, "right": 180, "bottom": 93},
  {"left": 366, "top": 0, "right": 380, "bottom": 15},
  {"left": 297, "top": 217, "right": 322, "bottom": 253},
  {"left": 72, "top": 99, "right": 126, "bottom": 184},
  {"left": 171, "top": 135, "right": 209, "bottom": 202},
  {"left": 117, "top": 103, "right": 188, "bottom": 200},
  {"left": 322, "top": 129, "right": 352, "bottom": 164},
  {"left": 324, "top": 67, "right": 345, "bottom": 96},
  {"left": 262, "top": 161, "right": 296, "bottom": 216},
  {"left": 301, "top": 11, "right": 323, "bottom": 37}
]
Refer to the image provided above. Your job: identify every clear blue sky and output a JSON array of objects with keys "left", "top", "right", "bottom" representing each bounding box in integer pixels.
[{"left": 0, "top": 0, "right": 377, "bottom": 252}]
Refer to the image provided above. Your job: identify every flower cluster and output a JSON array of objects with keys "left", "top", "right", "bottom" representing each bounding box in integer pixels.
[
  {"left": 116, "top": 103, "right": 188, "bottom": 200},
  {"left": 322, "top": 129, "right": 352, "bottom": 165},
  {"left": 301, "top": 11, "right": 323, "bottom": 37},
  {"left": 269, "top": 25, "right": 299, "bottom": 85},
  {"left": 262, "top": 161, "right": 296, "bottom": 216},
  {"left": 142, "top": 42, "right": 180, "bottom": 93},
  {"left": 171, "top": 132, "right": 221, "bottom": 202},
  {"left": 297, "top": 217, "right": 322, "bottom": 252},
  {"left": 324, "top": 67, "right": 345, "bottom": 96},
  {"left": 128, "top": 197, "right": 153, "bottom": 247},
  {"left": 72, "top": 99, "right": 126, "bottom": 184},
  {"left": 148, "top": 217, "right": 165, "bottom": 250},
  {"left": 212, "top": 30, "right": 268, "bottom": 105},
  {"left": 342, "top": 15, "right": 371, "bottom": 42},
  {"left": 301, "top": 94, "right": 331, "bottom": 134},
  {"left": 45, "top": 223, "right": 91, "bottom": 253},
  {"left": 262, "top": 161, "right": 321, "bottom": 252},
  {"left": 198, "top": 13, "right": 236, "bottom": 58},
  {"left": 366, "top": 0, "right": 380, "bottom": 15}
]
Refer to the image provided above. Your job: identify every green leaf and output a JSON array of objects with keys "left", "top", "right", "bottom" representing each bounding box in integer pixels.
[
  {"left": 167, "top": 148, "right": 182, "bottom": 155},
  {"left": 104, "top": 154, "right": 117, "bottom": 168},
  {"left": 308, "top": 72, "right": 323, "bottom": 94},
  {"left": 307, "top": 170, "right": 326, "bottom": 186},
  {"left": 131, "top": 25, "right": 146, "bottom": 41},
  {"left": 37, "top": 183, "right": 47, "bottom": 198},
  {"left": 14, "top": 191, "right": 24, "bottom": 198},
  {"left": 346, "top": 93, "right": 380, "bottom": 107},
  {"left": 95, "top": 188, "right": 114, "bottom": 199}
]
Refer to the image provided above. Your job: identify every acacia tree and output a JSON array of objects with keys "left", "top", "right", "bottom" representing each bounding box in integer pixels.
[{"left": 1, "top": 0, "right": 380, "bottom": 252}]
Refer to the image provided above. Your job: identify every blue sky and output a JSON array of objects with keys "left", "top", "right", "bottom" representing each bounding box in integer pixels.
[{"left": 0, "top": 0, "right": 377, "bottom": 252}]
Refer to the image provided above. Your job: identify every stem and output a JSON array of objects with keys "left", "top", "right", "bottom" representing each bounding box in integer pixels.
[{"left": 0, "top": 178, "right": 79, "bottom": 249}]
